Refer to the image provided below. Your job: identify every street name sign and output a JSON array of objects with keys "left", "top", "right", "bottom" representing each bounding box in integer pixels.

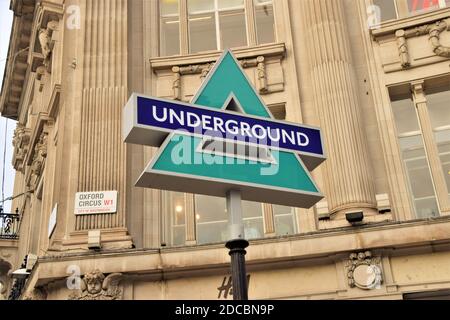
[
  {"left": 74, "top": 191, "right": 118, "bottom": 215},
  {"left": 123, "top": 50, "right": 326, "bottom": 208}
]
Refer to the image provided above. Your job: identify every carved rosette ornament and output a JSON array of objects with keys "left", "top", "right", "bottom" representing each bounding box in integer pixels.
[
  {"left": 345, "top": 251, "right": 383, "bottom": 290},
  {"left": 68, "top": 270, "right": 123, "bottom": 300}
]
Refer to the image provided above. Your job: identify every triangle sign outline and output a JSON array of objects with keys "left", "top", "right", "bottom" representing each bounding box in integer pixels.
[{"left": 138, "top": 50, "right": 323, "bottom": 203}]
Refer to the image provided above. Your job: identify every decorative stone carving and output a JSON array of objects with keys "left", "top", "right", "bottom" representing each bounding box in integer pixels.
[
  {"left": 172, "top": 63, "right": 215, "bottom": 99},
  {"left": 172, "top": 66, "right": 182, "bottom": 101},
  {"left": 12, "top": 125, "right": 31, "bottom": 173},
  {"left": 12, "top": 126, "right": 21, "bottom": 148},
  {"left": 239, "top": 56, "right": 268, "bottom": 93},
  {"left": 395, "top": 18, "right": 450, "bottom": 69},
  {"left": 38, "top": 20, "right": 59, "bottom": 72},
  {"left": 169, "top": 54, "right": 276, "bottom": 100},
  {"left": 345, "top": 251, "right": 383, "bottom": 290},
  {"left": 429, "top": 19, "right": 450, "bottom": 58},
  {"left": 200, "top": 63, "right": 213, "bottom": 82},
  {"left": 69, "top": 270, "right": 123, "bottom": 300},
  {"left": 29, "top": 132, "right": 48, "bottom": 188},
  {"left": 395, "top": 30, "right": 411, "bottom": 68},
  {"left": 256, "top": 56, "right": 268, "bottom": 94}
]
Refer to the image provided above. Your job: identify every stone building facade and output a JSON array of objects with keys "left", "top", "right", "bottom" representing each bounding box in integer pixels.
[{"left": 0, "top": 0, "right": 450, "bottom": 300}]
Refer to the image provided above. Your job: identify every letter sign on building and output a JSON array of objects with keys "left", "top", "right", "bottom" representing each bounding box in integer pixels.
[
  {"left": 74, "top": 191, "right": 118, "bottom": 215},
  {"left": 123, "top": 50, "right": 326, "bottom": 208}
]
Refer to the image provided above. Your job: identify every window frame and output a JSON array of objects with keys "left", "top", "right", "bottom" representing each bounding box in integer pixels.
[
  {"left": 158, "top": 0, "right": 276, "bottom": 56},
  {"left": 372, "top": 0, "right": 449, "bottom": 23},
  {"left": 188, "top": 0, "right": 248, "bottom": 53},
  {"left": 161, "top": 192, "right": 300, "bottom": 247},
  {"left": 411, "top": 81, "right": 450, "bottom": 215},
  {"left": 391, "top": 80, "right": 450, "bottom": 218}
]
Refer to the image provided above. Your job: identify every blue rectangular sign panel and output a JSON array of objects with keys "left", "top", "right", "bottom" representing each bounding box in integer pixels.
[{"left": 136, "top": 96, "right": 324, "bottom": 158}]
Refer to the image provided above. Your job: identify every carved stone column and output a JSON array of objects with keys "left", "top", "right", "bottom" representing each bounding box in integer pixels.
[
  {"left": 301, "top": 0, "right": 377, "bottom": 217},
  {"left": 76, "top": 0, "right": 129, "bottom": 232}
]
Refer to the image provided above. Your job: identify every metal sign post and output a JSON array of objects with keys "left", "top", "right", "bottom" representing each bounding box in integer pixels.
[{"left": 225, "top": 190, "right": 249, "bottom": 300}]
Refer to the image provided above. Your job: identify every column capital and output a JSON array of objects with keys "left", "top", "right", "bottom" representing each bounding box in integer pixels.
[{"left": 411, "top": 80, "right": 426, "bottom": 102}]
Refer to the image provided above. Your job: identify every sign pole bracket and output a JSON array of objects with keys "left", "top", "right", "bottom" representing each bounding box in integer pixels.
[{"left": 225, "top": 190, "right": 249, "bottom": 301}]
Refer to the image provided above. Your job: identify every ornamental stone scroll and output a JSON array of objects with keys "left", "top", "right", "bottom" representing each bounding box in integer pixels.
[
  {"left": 170, "top": 56, "right": 271, "bottom": 101},
  {"left": 395, "top": 18, "right": 450, "bottom": 69},
  {"left": 429, "top": 19, "right": 450, "bottom": 58}
]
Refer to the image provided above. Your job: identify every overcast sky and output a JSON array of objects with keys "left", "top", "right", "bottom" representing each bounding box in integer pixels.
[{"left": 0, "top": 1, "right": 15, "bottom": 214}]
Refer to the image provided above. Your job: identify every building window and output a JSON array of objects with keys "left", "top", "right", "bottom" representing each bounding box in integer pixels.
[
  {"left": 195, "top": 195, "right": 228, "bottom": 244},
  {"left": 391, "top": 94, "right": 439, "bottom": 218},
  {"left": 242, "top": 201, "right": 264, "bottom": 239},
  {"left": 427, "top": 82, "right": 450, "bottom": 197},
  {"left": 164, "top": 194, "right": 298, "bottom": 246},
  {"left": 164, "top": 192, "right": 186, "bottom": 246},
  {"left": 194, "top": 195, "right": 265, "bottom": 245},
  {"left": 390, "top": 79, "right": 450, "bottom": 218},
  {"left": 371, "top": 0, "right": 449, "bottom": 23},
  {"left": 188, "top": 0, "right": 247, "bottom": 53},
  {"left": 273, "top": 205, "right": 297, "bottom": 236},
  {"left": 373, "top": 0, "right": 399, "bottom": 22},
  {"left": 406, "top": 0, "right": 449, "bottom": 15},
  {"left": 254, "top": 0, "right": 275, "bottom": 45},
  {"left": 160, "top": 0, "right": 181, "bottom": 56},
  {"left": 159, "top": 0, "right": 276, "bottom": 56}
]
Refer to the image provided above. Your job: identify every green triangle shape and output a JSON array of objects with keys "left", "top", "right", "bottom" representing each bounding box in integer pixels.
[
  {"left": 192, "top": 51, "right": 271, "bottom": 117},
  {"left": 145, "top": 51, "right": 321, "bottom": 207}
]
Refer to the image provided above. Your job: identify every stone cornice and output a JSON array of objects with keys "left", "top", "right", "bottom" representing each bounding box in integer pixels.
[
  {"left": 30, "top": 217, "right": 450, "bottom": 286},
  {"left": 0, "top": 0, "right": 63, "bottom": 120},
  {"left": 151, "top": 43, "right": 286, "bottom": 100},
  {"left": 150, "top": 43, "right": 286, "bottom": 70},
  {"left": 371, "top": 7, "right": 450, "bottom": 39},
  {"left": 0, "top": 0, "right": 36, "bottom": 119},
  {"left": 370, "top": 8, "right": 450, "bottom": 72}
]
